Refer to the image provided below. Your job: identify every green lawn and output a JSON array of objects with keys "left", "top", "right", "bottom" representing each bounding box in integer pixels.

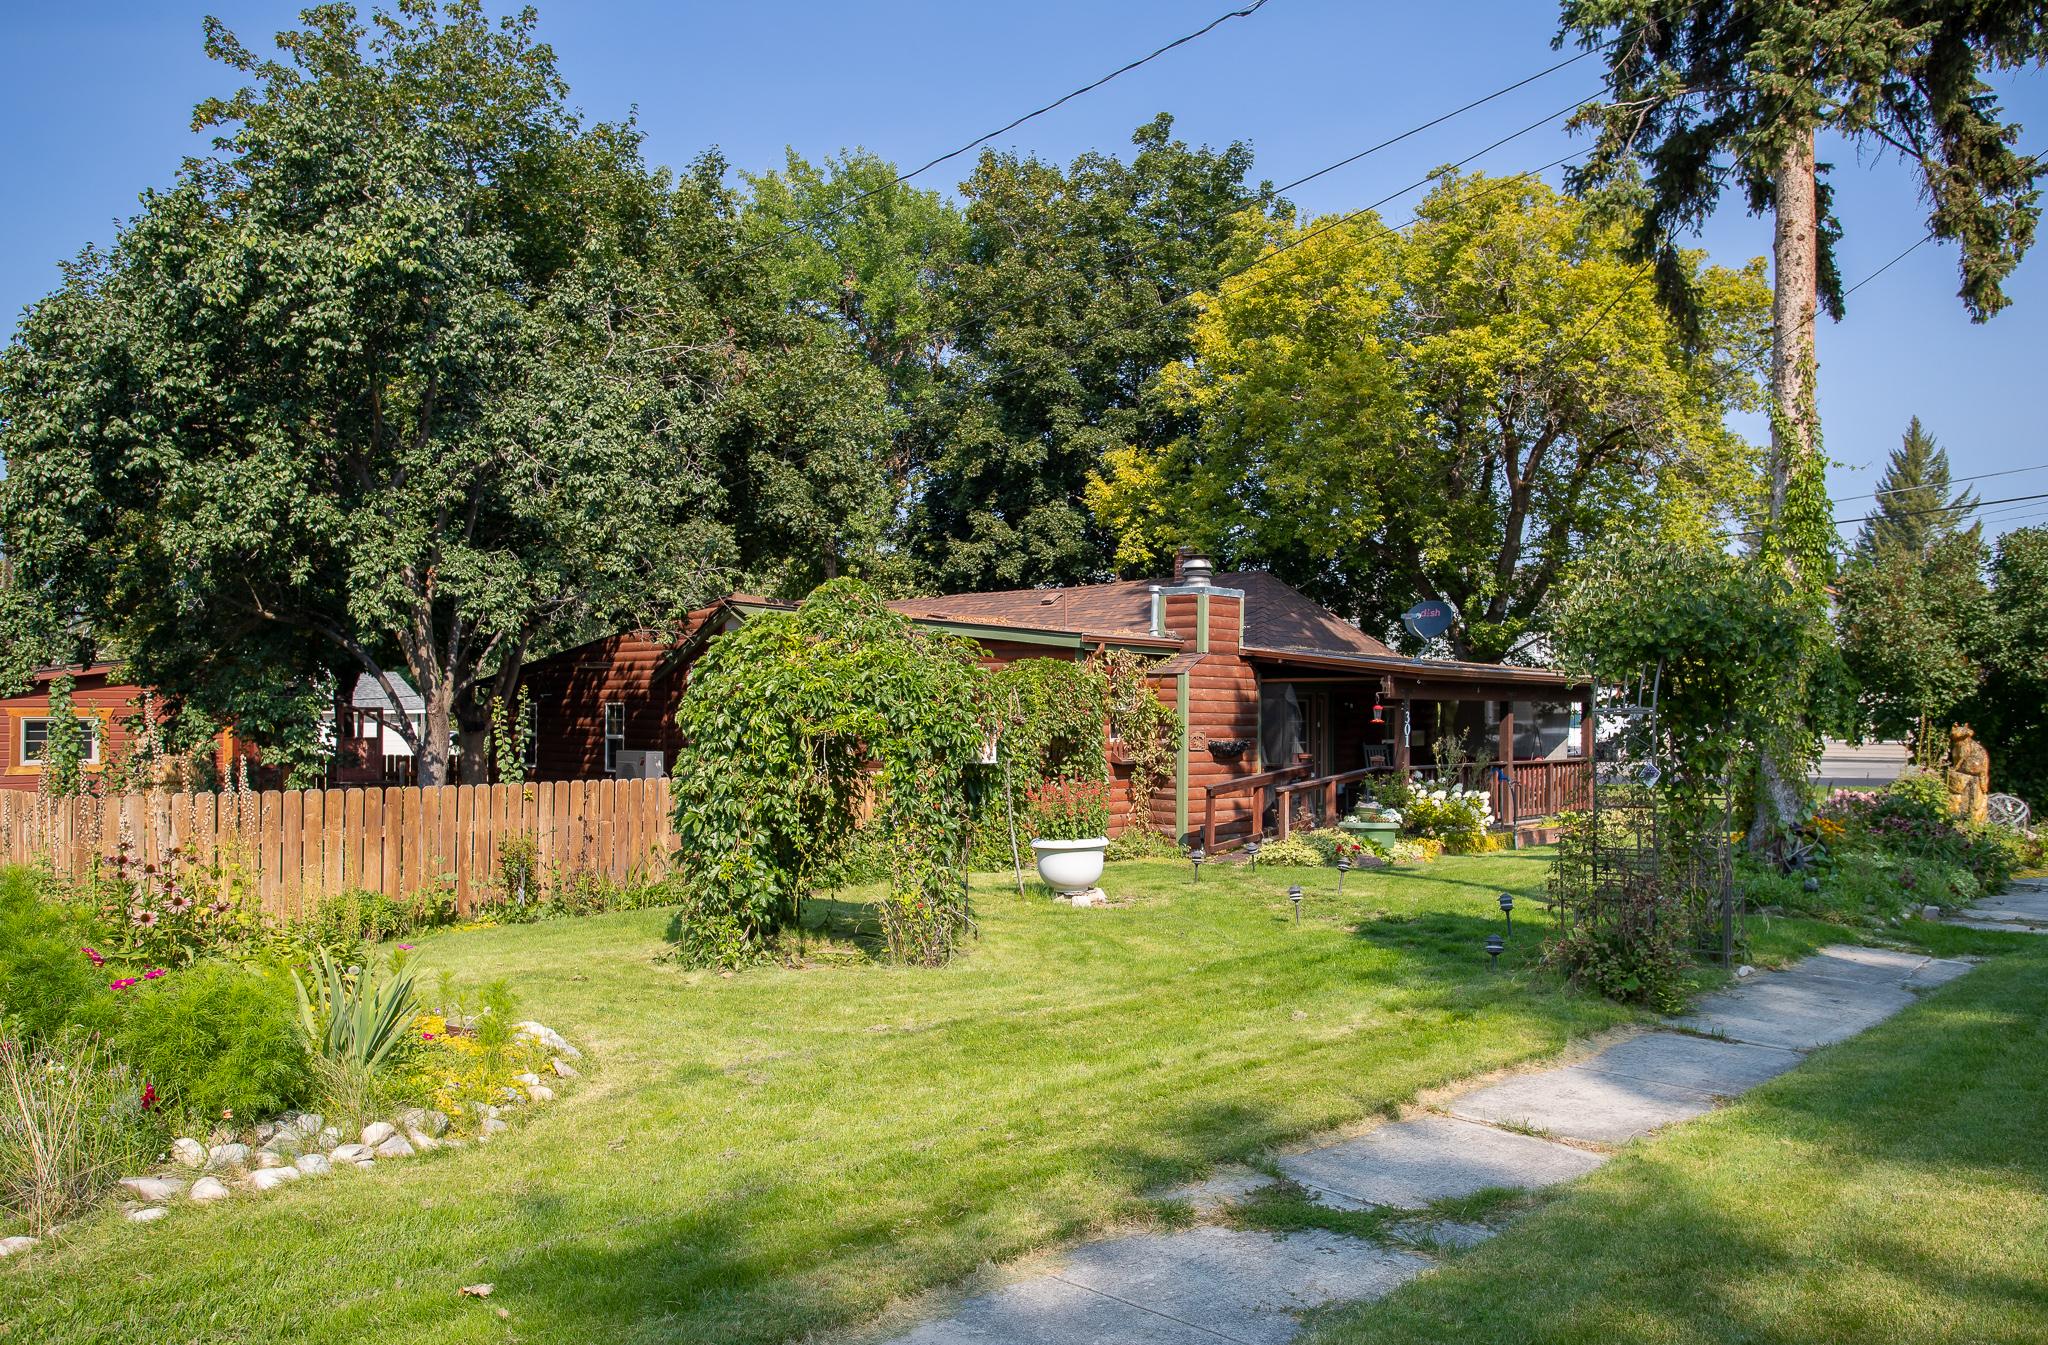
[
  {"left": 7, "top": 850, "right": 1635, "bottom": 1343},
  {"left": 1304, "top": 938, "right": 2048, "bottom": 1345}
]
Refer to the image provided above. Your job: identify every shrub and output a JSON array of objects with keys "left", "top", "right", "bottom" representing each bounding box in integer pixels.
[
  {"left": 1251, "top": 835, "right": 1324, "bottom": 867},
  {"left": 111, "top": 960, "right": 312, "bottom": 1126},
  {"left": 0, "top": 1033, "right": 162, "bottom": 1234},
  {"left": 1546, "top": 915, "right": 1691, "bottom": 1013},
  {"left": 1025, "top": 777, "right": 1110, "bottom": 840},
  {"left": 0, "top": 869, "right": 117, "bottom": 1042},
  {"left": 1402, "top": 784, "right": 1493, "bottom": 852},
  {"left": 305, "top": 885, "right": 455, "bottom": 951},
  {"left": 1106, "top": 828, "right": 1181, "bottom": 861}
]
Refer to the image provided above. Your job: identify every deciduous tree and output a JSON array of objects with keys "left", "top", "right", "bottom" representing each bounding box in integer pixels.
[{"left": 1091, "top": 173, "right": 1770, "bottom": 660}]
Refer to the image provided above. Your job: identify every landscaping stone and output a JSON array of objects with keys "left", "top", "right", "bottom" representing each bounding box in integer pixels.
[
  {"left": 116, "top": 1176, "right": 187, "bottom": 1203},
  {"left": 893, "top": 1227, "right": 1426, "bottom": 1345},
  {"left": 479, "top": 1117, "right": 509, "bottom": 1139},
  {"left": 551, "top": 1058, "right": 578, "bottom": 1078},
  {"left": 405, "top": 1127, "right": 442, "bottom": 1151},
  {"left": 1276, "top": 1115, "right": 1606, "bottom": 1211},
  {"left": 330, "top": 1143, "right": 372, "bottom": 1163},
  {"left": 292, "top": 1112, "right": 324, "bottom": 1136},
  {"left": 252, "top": 1122, "right": 278, "bottom": 1143},
  {"left": 266, "top": 1128, "right": 304, "bottom": 1158},
  {"left": 526, "top": 1083, "right": 556, "bottom": 1103},
  {"left": 171, "top": 1137, "right": 207, "bottom": 1168},
  {"left": 295, "top": 1153, "right": 332, "bottom": 1176},
  {"left": 252, "top": 1150, "right": 285, "bottom": 1169},
  {"left": 361, "top": 1121, "right": 397, "bottom": 1148},
  {"left": 247, "top": 1166, "right": 300, "bottom": 1192},
  {"left": 188, "top": 1177, "right": 231, "bottom": 1203},
  {"left": 398, "top": 1107, "right": 449, "bottom": 1137},
  {"left": 515, "top": 1021, "right": 580, "bottom": 1059},
  {"left": 204, "top": 1142, "right": 251, "bottom": 1172},
  {"left": 514, "top": 1072, "right": 542, "bottom": 1087},
  {"left": 373, "top": 1133, "right": 416, "bottom": 1159},
  {"left": 0, "top": 1236, "right": 38, "bottom": 1257},
  {"left": 317, "top": 1126, "right": 343, "bottom": 1150},
  {"left": 126, "top": 1205, "right": 169, "bottom": 1224}
]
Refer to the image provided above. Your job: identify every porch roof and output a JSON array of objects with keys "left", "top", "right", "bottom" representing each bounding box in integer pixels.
[{"left": 1241, "top": 644, "right": 1588, "bottom": 698}]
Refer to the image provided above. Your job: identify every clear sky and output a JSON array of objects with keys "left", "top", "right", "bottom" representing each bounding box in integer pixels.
[{"left": 6, "top": 1, "right": 2046, "bottom": 540}]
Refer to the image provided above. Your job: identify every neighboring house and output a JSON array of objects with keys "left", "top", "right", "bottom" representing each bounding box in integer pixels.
[
  {"left": 0, "top": 665, "right": 132, "bottom": 792},
  {"left": 324, "top": 672, "right": 429, "bottom": 787},
  {"left": 523, "top": 558, "right": 1593, "bottom": 846}
]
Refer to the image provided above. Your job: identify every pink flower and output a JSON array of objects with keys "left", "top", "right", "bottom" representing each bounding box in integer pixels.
[
  {"left": 140, "top": 1083, "right": 156, "bottom": 1110},
  {"left": 396, "top": 944, "right": 414, "bottom": 951},
  {"left": 109, "top": 977, "right": 139, "bottom": 991},
  {"left": 143, "top": 968, "right": 167, "bottom": 981},
  {"left": 166, "top": 894, "right": 193, "bottom": 915},
  {"left": 130, "top": 908, "right": 159, "bottom": 928},
  {"left": 82, "top": 946, "right": 105, "bottom": 966},
  {"left": 421, "top": 1032, "right": 437, "bottom": 1042}
]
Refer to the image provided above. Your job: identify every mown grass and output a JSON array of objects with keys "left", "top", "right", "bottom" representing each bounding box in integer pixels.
[
  {"left": 3, "top": 849, "right": 1634, "bottom": 1343},
  {"left": 1305, "top": 939, "right": 2048, "bottom": 1345}
]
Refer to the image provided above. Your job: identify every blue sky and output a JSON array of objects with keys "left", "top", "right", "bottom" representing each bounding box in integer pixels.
[{"left": 6, "top": 1, "right": 2046, "bottom": 539}]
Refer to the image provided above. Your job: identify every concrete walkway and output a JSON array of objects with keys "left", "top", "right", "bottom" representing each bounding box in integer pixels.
[
  {"left": 880, "top": 943, "right": 1972, "bottom": 1345},
  {"left": 1944, "top": 876, "right": 2048, "bottom": 934}
]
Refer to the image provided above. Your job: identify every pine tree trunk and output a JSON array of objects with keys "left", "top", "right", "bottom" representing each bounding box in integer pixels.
[{"left": 1752, "top": 128, "right": 1819, "bottom": 846}]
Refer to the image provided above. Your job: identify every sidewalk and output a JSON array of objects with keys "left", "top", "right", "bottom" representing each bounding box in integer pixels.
[{"left": 882, "top": 944, "right": 1973, "bottom": 1345}]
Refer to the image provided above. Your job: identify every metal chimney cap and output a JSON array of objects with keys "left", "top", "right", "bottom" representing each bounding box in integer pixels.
[{"left": 1180, "top": 554, "right": 1214, "bottom": 586}]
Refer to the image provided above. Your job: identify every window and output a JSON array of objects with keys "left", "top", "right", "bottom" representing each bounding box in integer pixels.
[
  {"left": 603, "top": 702, "right": 625, "bottom": 775},
  {"left": 20, "top": 716, "right": 100, "bottom": 767}
]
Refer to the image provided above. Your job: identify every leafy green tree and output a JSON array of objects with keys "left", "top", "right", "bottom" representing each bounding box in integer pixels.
[
  {"left": 1964, "top": 526, "right": 2048, "bottom": 809},
  {"left": 1561, "top": 0, "right": 2048, "bottom": 836},
  {"left": 914, "top": 115, "right": 1284, "bottom": 590},
  {"left": 0, "top": 2, "right": 890, "bottom": 784},
  {"left": 1091, "top": 173, "right": 1771, "bottom": 660},
  {"left": 1836, "top": 418, "right": 1986, "bottom": 756}
]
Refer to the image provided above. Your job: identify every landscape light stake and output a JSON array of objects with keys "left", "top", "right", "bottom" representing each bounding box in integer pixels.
[
  {"left": 1498, "top": 891, "right": 1514, "bottom": 936},
  {"left": 1485, "top": 934, "right": 1504, "bottom": 970},
  {"left": 1336, "top": 854, "right": 1352, "bottom": 894},
  {"left": 1189, "top": 847, "right": 1205, "bottom": 883},
  {"left": 1289, "top": 884, "right": 1303, "bottom": 924},
  {"left": 1245, "top": 837, "right": 1261, "bottom": 868}
]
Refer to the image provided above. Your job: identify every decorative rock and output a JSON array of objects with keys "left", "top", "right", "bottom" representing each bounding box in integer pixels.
[
  {"left": 361, "top": 1121, "right": 397, "bottom": 1148},
  {"left": 117, "top": 1175, "right": 187, "bottom": 1203},
  {"left": 126, "top": 1205, "right": 170, "bottom": 1224},
  {"left": 295, "top": 1153, "right": 333, "bottom": 1177},
  {"left": 204, "top": 1142, "right": 251, "bottom": 1172},
  {"left": 292, "top": 1112, "right": 324, "bottom": 1137},
  {"left": 550, "top": 1058, "right": 578, "bottom": 1078},
  {"left": 399, "top": 1107, "right": 450, "bottom": 1138},
  {"left": 479, "top": 1117, "right": 510, "bottom": 1139},
  {"left": 1735, "top": 964, "right": 1755, "bottom": 978},
  {"left": 405, "top": 1127, "right": 442, "bottom": 1152},
  {"left": 515, "top": 1021, "right": 580, "bottom": 1059},
  {"left": 252, "top": 1150, "right": 285, "bottom": 1170},
  {"left": 373, "top": 1133, "right": 416, "bottom": 1159},
  {"left": 330, "top": 1143, "right": 372, "bottom": 1163},
  {"left": 352, "top": 1159, "right": 376, "bottom": 1171},
  {"left": 266, "top": 1128, "right": 304, "bottom": 1158},
  {"left": 171, "top": 1137, "right": 207, "bottom": 1168},
  {"left": 316, "top": 1126, "right": 343, "bottom": 1151},
  {"left": 0, "top": 1236, "right": 38, "bottom": 1257},
  {"left": 252, "top": 1121, "right": 278, "bottom": 1143},
  {"left": 525, "top": 1083, "right": 555, "bottom": 1104},
  {"left": 514, "top": 1072, "right": 542, "bottom": 1088},
  {"left": 247, "top": 1166, "right": 300, "bottom": 1192},
  {"left": 188, "top": 1176, "right": 231, "bottom": 1203}
]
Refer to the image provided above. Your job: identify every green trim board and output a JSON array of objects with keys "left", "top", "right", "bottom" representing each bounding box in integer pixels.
[
  {"left": 1175, "top": 670, "right": 1191, "bottom": 839},
  {"left": 1195, "top": 591, "right": 1210, "bottom": 653}
]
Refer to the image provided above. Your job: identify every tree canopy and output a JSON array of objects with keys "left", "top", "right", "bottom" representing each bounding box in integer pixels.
[
  {"left": 1090, "top": 172, "right": 1771, "bottom": 660},
  {"left": 0, "top": 1, "right": 892, "bottom": 782}
]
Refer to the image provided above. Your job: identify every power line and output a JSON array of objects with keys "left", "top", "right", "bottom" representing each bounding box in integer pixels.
[
  {"left": 730, "top": 0, "right": 1274, "bottom": 267},
  {"left": 1826, "top": 489, "right": 2048, "bottom": 531},
  {"left": 1271, "top": 47, "right": 1599, "bottom": 195},
  {"left": 1834, "top": 461, "right": 2048, "bottom": 503}
]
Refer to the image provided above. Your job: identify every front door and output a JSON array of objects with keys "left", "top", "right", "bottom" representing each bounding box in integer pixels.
[{"left": 1302, "top": 690, "right": 1332, "bottom": 777}]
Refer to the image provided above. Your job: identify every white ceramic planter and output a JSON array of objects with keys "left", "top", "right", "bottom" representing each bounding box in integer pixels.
[{"left": 1029, "top": 837, "right": 1109, "bottom": 894}]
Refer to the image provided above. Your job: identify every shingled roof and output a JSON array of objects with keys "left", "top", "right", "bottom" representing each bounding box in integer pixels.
[{"left": 888, "top": 571, "right": 1395, "bottom": 658}]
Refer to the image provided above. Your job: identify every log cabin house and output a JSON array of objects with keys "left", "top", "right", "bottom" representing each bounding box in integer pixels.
[
  {"left": 0, "top": 664, "right": 240, "bottom": 793},
  {"left": 521, "top": 558, "right": 1594, "bottom": 847}
]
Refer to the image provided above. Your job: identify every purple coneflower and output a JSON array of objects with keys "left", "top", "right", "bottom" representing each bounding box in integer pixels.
[{"left": 131, "top": 908, "right": 160, "bottom": 928}]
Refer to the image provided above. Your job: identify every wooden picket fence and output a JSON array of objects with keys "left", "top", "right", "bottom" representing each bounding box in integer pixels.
[{"left": 0, "top": 779, "right": 674, "bottom": 920}]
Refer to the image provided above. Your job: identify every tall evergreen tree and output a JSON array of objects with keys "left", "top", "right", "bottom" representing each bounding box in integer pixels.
[
  {"left": 1855, "top": 417, "right": 1980, "bottom": 559},
  {"left": 1560, "top": 2, "right": 2048, "bottom": 841}
]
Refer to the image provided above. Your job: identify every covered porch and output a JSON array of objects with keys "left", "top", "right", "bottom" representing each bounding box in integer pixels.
[{"left": 1200, "top": 648, "right": 1594, "bottom": 851}]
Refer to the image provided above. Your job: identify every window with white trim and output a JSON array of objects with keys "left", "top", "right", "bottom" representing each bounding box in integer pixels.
[
  {"left": 20, "top": 716, "right": 100, "bottom": 767},
  {"left": 524, "top": 698, "right": 539, "bottom": 773},
  {"left": 603, "top": 701, "right": 625, "bottom": 775}
]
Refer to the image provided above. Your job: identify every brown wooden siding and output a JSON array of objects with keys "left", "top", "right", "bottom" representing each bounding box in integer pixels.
[
  {"left": 0, "top": 673, "right": 145, "bottom": 793},
  {"left": 523, "top": 632, "right": 692, "bottom": 782}
]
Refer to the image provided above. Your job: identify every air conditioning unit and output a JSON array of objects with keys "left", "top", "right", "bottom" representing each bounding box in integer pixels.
[{"left": 613, "top": 749, "right": 666, "bottom": 780}]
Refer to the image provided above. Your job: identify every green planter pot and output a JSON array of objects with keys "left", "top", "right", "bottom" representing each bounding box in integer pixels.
[{"left": 1339, "top": 819, "right": 1401, "bottom": 847}]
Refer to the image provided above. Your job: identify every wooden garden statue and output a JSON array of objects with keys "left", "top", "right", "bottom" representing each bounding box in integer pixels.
[{"left": 1946, "top": 724, "right": 1991, "bottom": 825}]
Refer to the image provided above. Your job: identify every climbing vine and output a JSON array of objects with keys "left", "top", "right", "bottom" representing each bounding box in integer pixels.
[
  {"left": 668, "top": 580, "right": 986, "bottom": 968},
  {"left": 1094, "top": 648, "right": 1179, "bottom": 824}
]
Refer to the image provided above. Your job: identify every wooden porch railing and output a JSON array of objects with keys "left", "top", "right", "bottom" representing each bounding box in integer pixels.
[{"left": 1199, "top": 756, "right": 1592, "bottom": 852}]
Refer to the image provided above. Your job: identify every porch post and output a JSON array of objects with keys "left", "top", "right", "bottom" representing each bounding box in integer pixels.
[
  {"left": 1392, "top": 700, "right": 1411, "bottom": 773},
  {"left": 1579, "top": 686, "right": 1595, "bottom": 760},
  {"left": 1497, "top": 702, "right": 1516, "bottom": 830}
]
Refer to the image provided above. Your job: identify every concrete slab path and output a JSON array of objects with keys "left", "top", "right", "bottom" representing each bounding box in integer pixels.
[
  {"left": 875, "top": 943, "right": 1974, "bottom": 1345},
  {"left": 1944, "top": 878, "right": 2048, "bottom": 934}
]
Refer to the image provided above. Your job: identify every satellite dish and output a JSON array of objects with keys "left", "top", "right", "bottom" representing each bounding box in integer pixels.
[{"left": 1401, "top": 599, "right": 1458, "bottom": 641}]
